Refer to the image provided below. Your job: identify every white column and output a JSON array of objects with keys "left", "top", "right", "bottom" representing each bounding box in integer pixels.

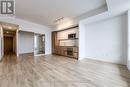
[
  {"left": 0, "top": 24, "right": 2, "bottom": 60},
  {"left": 79, "top": 22, "right": 86, "bottom": 60},
  {"left": 127, "top": 10, "right": 130, "bottom": 71},
  {"left": 0, "top": 23, "right": 4, "bottom": 60},
  {"left": 16, "top": 29, "right": 19, "bottom": 56}
]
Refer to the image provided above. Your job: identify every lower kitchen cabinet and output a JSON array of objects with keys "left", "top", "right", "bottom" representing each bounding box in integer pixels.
[{"left": 53, "top": 46, "right": 78, "bottom": 59}]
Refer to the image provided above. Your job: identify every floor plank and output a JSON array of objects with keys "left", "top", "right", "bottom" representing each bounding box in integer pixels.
[{"left": 0, "top": 54, "right": 130, "bottom": 87}]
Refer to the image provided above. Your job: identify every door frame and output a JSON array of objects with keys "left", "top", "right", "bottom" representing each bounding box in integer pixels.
[
  {"left": 16, "top": 29, "right": 19, "bottom": 56},
  {"left": 0, "top": 24, "right": 4, "bottom": 60},
  {"left": 0, "top": 23, "right": 19, "bottom": 60}
]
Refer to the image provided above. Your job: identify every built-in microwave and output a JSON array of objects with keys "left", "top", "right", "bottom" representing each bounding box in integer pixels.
[{"left": 68, "top": 33, "right": 76, "bottom": 39}]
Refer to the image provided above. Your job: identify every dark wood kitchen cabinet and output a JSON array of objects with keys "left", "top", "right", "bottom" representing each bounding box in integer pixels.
[
  {"left": 52, "top": 31, "right": 59, "bottom": 54},
  {"left": 52, "top": 46, "right": 78, "bottom": 59}
]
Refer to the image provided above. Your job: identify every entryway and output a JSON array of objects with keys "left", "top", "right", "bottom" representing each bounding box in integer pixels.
[
  {"left": 0, "top": 22, "right": 19, "bottom": 58},
  {"left": 3, "top": 29, "right": 16, "bottom": 55}
]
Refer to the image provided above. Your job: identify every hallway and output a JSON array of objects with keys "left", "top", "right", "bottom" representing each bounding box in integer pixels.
[{"left": 3, "top": 29, "right": 17, "bottom": 56}]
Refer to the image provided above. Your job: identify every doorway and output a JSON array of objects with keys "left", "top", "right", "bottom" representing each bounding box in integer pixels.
[
  {"left": 34, "top": 34, "right": 45, "bottom": 56},
  {"left": 4, "top": 36, "right": 13, "bottom": 54},
  {"left": 3, "top": 29, "right": 16, "bottom": 55},
  {"left": 0, "top": 22, "right": 19, "bottom": 60}
]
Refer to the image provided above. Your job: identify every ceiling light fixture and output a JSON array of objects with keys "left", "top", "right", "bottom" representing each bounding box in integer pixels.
[{"left": 54, "top": 17, "right": 64, "bottom": 24}]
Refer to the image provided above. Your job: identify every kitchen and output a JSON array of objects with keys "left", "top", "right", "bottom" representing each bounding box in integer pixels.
[{"left": 52, "top": 25, "right": 79, "bottom": 59}]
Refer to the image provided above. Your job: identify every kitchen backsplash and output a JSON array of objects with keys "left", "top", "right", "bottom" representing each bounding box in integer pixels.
[{"left": 60, "top": 40, "right": 78, "bottom": 46}]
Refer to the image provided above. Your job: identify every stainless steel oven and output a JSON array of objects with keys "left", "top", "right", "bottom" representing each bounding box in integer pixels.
[{"left": 67, "top": 48, "right": 73, "bottom": 56}]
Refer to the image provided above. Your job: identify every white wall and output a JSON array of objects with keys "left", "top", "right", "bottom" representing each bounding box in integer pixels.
[
  {"left": 127, "top": 10, "right": 130, "bottom": 70},
  {"left": 106, "top": 0, "right": 130, "bottom": 13},
  {"left": 80, "top": 14, "right": 127, "bottom": 65},
  {"left": 0, "top": 24, "right": 2, "bottom": 59},
  {"left": 18, "top": 31, "right": 34, "bottom": 54},
  {"left": 79, "top": 23, "right": 86, "bottom": 60},
  {"left": 76, "top": 5, "right": 108, "bottom": 22},
  {"left": 55, "top": 5, "right": 107, "bottom": 31},
  {"left": 0, "top": 17, "right": 52, "bottom": 55}
]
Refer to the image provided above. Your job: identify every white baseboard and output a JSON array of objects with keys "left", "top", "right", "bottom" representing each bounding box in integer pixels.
[{"left": 84, "top": 57, "right": 126, "bottom": 65}]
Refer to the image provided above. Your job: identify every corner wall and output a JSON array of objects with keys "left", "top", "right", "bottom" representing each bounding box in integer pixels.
[
  {"left": 18, "top": 31, "right": 34, "bottom": 54},
  {"left": 79, "top": 14, "right": 127, "bottom": 65},
  {"left": 79, "top": 23, "right": 86, "bottom": 60},
  {"left": 0, "top": 24, "right": 3, "bottom": 59},
  {"left": 127, "top": 10, "right": 130, "bottom": 70}
]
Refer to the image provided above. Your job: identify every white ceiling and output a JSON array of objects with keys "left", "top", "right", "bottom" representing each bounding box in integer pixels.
[{"left": 15, "top": 0, "right": 106, "bottom": 26}]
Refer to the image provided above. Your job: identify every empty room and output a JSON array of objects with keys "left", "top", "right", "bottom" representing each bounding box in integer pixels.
[{"left": 0, "top": 0, "right": 130, "bottom": 87}]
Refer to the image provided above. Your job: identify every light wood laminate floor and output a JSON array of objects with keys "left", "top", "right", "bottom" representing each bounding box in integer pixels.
[{"left": 0, "top": 53, "right": 130, "bottom": 87}]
